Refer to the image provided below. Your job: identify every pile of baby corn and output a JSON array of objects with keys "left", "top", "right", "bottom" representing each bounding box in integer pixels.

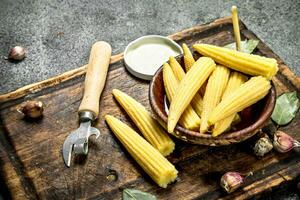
[
  {"left": 166, "top": 43, "right": 278, "bottom": 136},
  {"left": 104, "top": 43, "right": 278, "bottom": 188}
]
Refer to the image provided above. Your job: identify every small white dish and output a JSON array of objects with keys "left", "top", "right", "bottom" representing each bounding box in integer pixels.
[{"left": 124, "top": 35, "right": 183, "bottom": 80}]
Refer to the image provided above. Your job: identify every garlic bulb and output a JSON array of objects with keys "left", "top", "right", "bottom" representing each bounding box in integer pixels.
[
  {"left": 18, "top": 101, "right": 44, "bottom": 118},
  {"left": 220, "top": 172, "right": 244, "bottom": 193},
  {"left": 273, "top": 131, "right": 300, "bottom": 153},
  {"left": 253, "top": 135, "right": 273, "bottom": 157},
  {"left": 8, "top": 46, "right": 27, "bottom": 60}
]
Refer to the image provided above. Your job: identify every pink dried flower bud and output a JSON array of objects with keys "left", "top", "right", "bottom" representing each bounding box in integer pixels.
[
  {"left": 220, "top": 172, "right": 244, "bottom": 193},
  {"left": 273, "top": 131, "right": 300, "bottom": 153}
]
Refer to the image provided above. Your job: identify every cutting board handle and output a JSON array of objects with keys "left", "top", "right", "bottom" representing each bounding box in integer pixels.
[{"left": 78, "top": 41, "right": 112, "bottom": 118}]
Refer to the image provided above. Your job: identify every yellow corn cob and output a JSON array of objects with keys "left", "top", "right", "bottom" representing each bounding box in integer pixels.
[
  {"left": 182, "top": 43, "right": 195, "bottom": 71},
  {"left": 213, "top": 113, "right": 242, "bottom": 134},
  {"left": 199, "top": 81, "right": 207, "bottom": 96},
  {"left": 190, "top": 92, "right": 204, "bottom": 117},
  {"left": 208, "top": 76, "right": 271, "bottom": 125},
  {"left": 112, "top": 89, "right": 175, "bottom": 156},
  {"left": 105, "top": 115, "right": 178, "bottom": 188},
  {"left": 163, "top": 63, "right": 201, "bottom": 131},
  {"left": 169, "top": 56, "right": 203, "bottom": 116},
  {"left": 232, "top": 114, "right": 241, "bottom": 125},
  {"left": 193, "top": 44, "right": 278, "bottom": 79},
  {"left": 212, "top": 72, "right": 247, "bottom": 137},
  {"left": 168, "top": 57, "right": 216, "bottom": 133},
  {"left": 200, "top": 65, "right": 230, "bottom": 134},
  {"left": 156, "top": 117, "right": 168, "bottom": 131}
]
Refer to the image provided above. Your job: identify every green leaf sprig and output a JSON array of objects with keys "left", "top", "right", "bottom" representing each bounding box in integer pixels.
[
  {"left": 271, "top": 91, "right": 299, "bottom": 125},
  {"left": 224, "top": 39, "right": 259, "bottom": 53},
  {"left": 123, "top": 189, "right": 157, "bottom": 200}
]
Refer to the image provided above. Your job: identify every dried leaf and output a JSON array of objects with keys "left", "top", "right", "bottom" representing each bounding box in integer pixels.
[
  {"left": 123, "top": 189, "right": 157, "bottom": 200},
  {"left": 224, "top": 39, "right": 259, "bottom": 53},
  {"left": 271, "top": 92, "right": 299, "bottom": 125}
]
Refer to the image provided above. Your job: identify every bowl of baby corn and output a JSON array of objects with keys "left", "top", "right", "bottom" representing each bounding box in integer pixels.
[{"left": 149, "top": 43, "right": 277, "bottom": 146}]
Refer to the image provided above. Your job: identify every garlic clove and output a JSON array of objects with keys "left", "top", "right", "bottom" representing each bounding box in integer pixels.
[
  {"left": 8, "top": 46, "right": 27, "bottom": 61},
  {"left": 273, "top": 131, "right": 299, "bottom": 153},
  {"left": 220, "top": 172, "right": 244, "bottom": 193},
  {"left": 253, "top": 135, "right": 273, "bottom": 157},
  {"left": 18, "top": 100, "right": 44, "bottom": 118}
]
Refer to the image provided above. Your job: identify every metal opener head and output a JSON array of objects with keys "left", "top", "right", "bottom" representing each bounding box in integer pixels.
[{"left": 62, "top": 112, "right": 100, "bottom": 167}]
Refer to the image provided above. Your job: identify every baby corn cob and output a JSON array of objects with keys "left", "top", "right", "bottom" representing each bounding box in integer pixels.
[
  {"left": 169, "top": 56, "right": 203, "bottom": 116},
  {"left": 232, "top": 114, "right": 241, "bottom": 125},
  {"left": 168, "top": 57, "right": 216, "bottom": 133},
  {"left": 200, "top": 65, "right": 230, "bottom": 134},
  {"left": 168, "top": 56, "right": 185, "bottom": 79},
  {"left": 163, "top": 63, "right": 201, "bottom": 131},
  {"left": 193, "top": 44, "right": 278, "bottom": 79},
  {"left": 112, "top": 89, "right": 175, "bottom": 156},
  {"left": 208, "top": 76, "right": 271, "bottom": 125},
  {"left": 182, "top": 43, "right": 195, "bottom": 71},
  {"left": 212, "top": 72, "right": 247, "bottom": 137},
  {"left": 199, "top": 81, "right": 207, "bottom": 97},
  {"left": 105, "top": 115, "right": 178, "bottom": 188}
]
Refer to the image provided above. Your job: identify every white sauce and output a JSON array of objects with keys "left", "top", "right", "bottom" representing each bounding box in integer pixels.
[{"left": 126, "top": 41, "right": 181, "bottom": 75}]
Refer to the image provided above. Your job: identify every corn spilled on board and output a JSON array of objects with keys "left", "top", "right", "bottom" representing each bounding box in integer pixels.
[
  {"left": 163, "top": 63, "right": 201, "bottom": 131},
  {"left": 182, "top": 43, "right": 195, "bottom": 71},
  {"left": 112, "top": 89, "right": 175, "bottom": 156},
  {"left": 200, "top": 65, "right": 230, "bottom": 134},
  {"left": 169, "top": 56, "right": 203, "bottom": 116},
  {"left": 193, "top": 44, "right": 278, "bottom": 79},
  {"left": 208, "top": 76, "right": 271, "bottom": 125},
  {"left": 105, "top": 115, "right": 178, "bottom": 188},
  {"left": 168, "top": 57, "right": 216, "bottom": 133},
  {"left": 212, "top": 72, "right": 247, "bottom": 137}
]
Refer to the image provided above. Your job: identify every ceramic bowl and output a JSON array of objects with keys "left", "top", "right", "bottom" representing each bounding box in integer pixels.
[
  {"left": 124, "top": 35, "right": 182, "bottom": 80},
  {"left": 149, "top": 52, "right": 276, "bottom": 146}
]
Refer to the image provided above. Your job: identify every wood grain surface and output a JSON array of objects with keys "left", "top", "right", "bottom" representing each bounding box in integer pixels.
[{"left": 0, "top": 17, "right": 299, "bottom": 200}]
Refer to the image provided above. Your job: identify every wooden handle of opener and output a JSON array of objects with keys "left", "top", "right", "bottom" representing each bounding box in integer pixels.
[{"left": 78, "top": 41, "right": 112, "bottom": 118}]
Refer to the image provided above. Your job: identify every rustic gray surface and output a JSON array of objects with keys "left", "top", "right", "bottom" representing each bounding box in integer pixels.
[{"left": 0, "top": 0, "right": 299, "bottom": 94}]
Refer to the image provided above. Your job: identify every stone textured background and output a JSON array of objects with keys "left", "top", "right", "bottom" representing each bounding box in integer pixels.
[
  {"left": 0, "top": 0, "right": 299, "bottom": 199},
  {"left": 0, "top": 0, "right": 299, "bottom": 93}
]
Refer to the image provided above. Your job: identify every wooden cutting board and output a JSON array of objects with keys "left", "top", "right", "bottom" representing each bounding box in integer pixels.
[{"left": 0, "top": 17, "right": 299, "bottom": 200}]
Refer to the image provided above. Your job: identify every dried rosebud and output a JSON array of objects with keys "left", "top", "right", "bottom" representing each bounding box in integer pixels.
[
  {"left": 220, "top": 172, "right": 244, "bottom": 193},
  {"left": 18, "top": 100, "right": 44, "bottom": 118},
  {"left": 273, "top": 131, "right": 300, "bottom": 153},
  {"left": 8, "top": 46, "right": 27, "bottom": 61},
  {"left": 253, "top": 135, "right": 273, "bottom": 157}
]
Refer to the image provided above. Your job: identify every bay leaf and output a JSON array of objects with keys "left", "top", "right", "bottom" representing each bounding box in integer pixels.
[
  {"left": 224, "top": 39, "right": 259, "bottom": 53},
  {"left": 123, "top": 189, "right": 157, "bottom": 200},
  {"left": 271, "top": 91, "right": 299, "bottom": 125}
]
